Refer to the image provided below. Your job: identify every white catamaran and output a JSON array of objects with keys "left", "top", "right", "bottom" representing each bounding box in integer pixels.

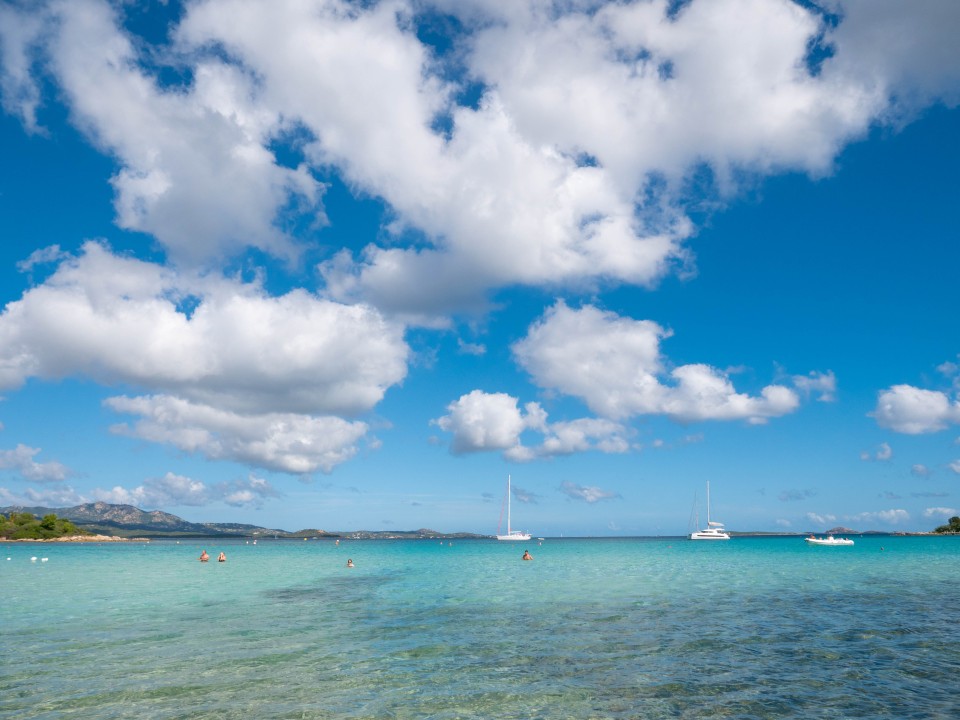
[
  {"left": 689, "top": 480, "right": 730, "bottom": 540},
  {"left": 496, "top": 475, "right": 531, "bottom": 541}
]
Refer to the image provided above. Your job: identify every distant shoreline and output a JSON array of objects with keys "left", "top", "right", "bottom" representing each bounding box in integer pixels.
[{"left": 0, "top": 534, "right": 143, "bottom": 543}]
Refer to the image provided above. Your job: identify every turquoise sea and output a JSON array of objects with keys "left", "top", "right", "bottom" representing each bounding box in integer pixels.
[{"left": 3, "top": 535, "right": 959, "bottom": 719}]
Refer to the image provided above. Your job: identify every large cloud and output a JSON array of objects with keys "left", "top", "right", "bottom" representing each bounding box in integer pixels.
[
  {"left": 0, "top": 243, "right": 409, "bottom": 473},
  {"left": 0, "top": 242, "right": 408, "bottom": 413},
  {"left": 30, "top": 0, "right": 324, "bottom": 266},
  {"left": 513, "top": 302, "right": 802, "bottom": 423},
  {"left": 106, "top": 395, "right": 369, "bottom": 474},
  {"left": 7, "top": 0, "right": 954, "bottom": 315}
]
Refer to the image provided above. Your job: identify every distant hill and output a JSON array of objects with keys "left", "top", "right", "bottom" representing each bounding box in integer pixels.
[
  {"left": 0, "top": 502, "right": 488, "bottom": 539},
  {"left": 0, "top": 502, "right": 309, "bottom": 538}
]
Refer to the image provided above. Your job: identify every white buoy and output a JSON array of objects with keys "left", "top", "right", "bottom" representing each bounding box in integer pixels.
[
  {"left": 41, "top": 558, "right": 49, "bottom": 562},
  {"left": 31, "top": 557, "right": 37, "bottom": 562}
]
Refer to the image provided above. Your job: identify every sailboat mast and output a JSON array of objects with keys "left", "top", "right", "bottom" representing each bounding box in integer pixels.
[
  {"left": 706, "top": 480, "right": 711, "bottom": 525},
  {"left": 507, "top": 474, "right": 511, "bottom": 533}
]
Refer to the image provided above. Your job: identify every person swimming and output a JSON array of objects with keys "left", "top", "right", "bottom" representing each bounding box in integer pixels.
[
  {"left": 522, "top": 550, "right": 533, "bottom": 561},
  {"left": 346, "top": 559, "right": 355, "bottom": 568},
  {"left": 218, "top": 552, "right": 226, "bottom": 562},
  {"left": 199, "top": 550, "right": 209, "bottom": 562}
]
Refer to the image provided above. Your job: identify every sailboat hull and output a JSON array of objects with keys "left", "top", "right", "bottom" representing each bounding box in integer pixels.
[{"left": 496, "top": 532, "right": 531, "bottom": 541}]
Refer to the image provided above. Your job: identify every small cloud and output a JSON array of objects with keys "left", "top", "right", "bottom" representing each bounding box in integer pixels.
[
  {"left": 457, "top": 339, "right": 486, "bottom": 356},
  {"left": 779, "top": 489, "right": 816, "bottom": 502},
  {"left": 92, "top": 472, "right": 280, "bottom": 509},
  {"left": 937, "top": 359, "right": 959, "bottom": 378},
  {"left": 792, "top": 370, "right": 837, "bottom": 402},
  {"left": 805, "top": 512, "right": 836, "bottom": 526},
  {"left": 880, "top": 491, "right": 902, "bottom": 500},
  {"left": 16, "top": 244, "right": 69, "bottom": 273},
  {"left": 846, "top": 509, "right": 910, "bottom": 526},
  {"left": 911, "top": 464, "right": 931, "bottom": 477},
  {"left": 559, "top": 480, "right": 621, "bottom": 504},
  {"left": 512, "top": 485, "right": 538, "bottom": 504},
  {"left": 911, "top": 491, "right": 947, "bottom": 498},
  {"left": 0, "top": 444, "right": 70, "bottom": 483},
  {"left": 923, "top": 507, "right": 957, "bottom": 519},
  {"left": 216, "top": 474, "right": 282, "bottom": 508},
  {"left": 861, "top": 442, "right": 893, "bottom": 462},
  {"left": 775, "top": 518, "right": 792, "bottom": 527},
  {"left": 0, "top": 484, "right": 85, "bottom": 507},
  {"left": 950, "top": 460, "right": 960, "bottom": 474}
]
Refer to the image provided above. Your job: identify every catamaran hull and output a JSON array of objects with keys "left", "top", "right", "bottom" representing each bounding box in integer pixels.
[{"left": 689, "top": 532, "right": 730, "bottom": 540}]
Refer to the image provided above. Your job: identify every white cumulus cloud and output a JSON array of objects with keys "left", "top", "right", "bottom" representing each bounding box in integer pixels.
[
  {"left": 40, "top": 0, "right": 324, "bottom": 267},
  {"left": 0, "top": 243, "right": 408, "bottom": 474},
  {"left": 873, "top": 385, "right": 960, "bottom": 434},
  {"left": 107, "top": 395, "right": 370, "bottom": 475},
  {"left": 513, "top": 302, "right": 803, "bottom": 424},
  {"left": 1, "top": 0, "right": 957, "bottom": 315},
  {"left": 0, "top": 444, "right": 70, "bottom": 483},
  {"left": 432, "top": 389, "right": 629, "bottom": 460}
]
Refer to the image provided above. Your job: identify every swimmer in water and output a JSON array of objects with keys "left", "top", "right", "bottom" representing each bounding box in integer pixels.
[
  {"left": 199, "top": 550, "right": 209, "bottom": 562},
  {"left": 522, "top": 550, "right": 533, "bottom": 561},
  {"left": 347, "top": 559, "right": 355, "bottom": 568},
  {"left": 218, "top": 552, "right": 226, "bottom": 562}
]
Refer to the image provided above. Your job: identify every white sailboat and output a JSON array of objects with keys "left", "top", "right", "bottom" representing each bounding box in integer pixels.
[
  {"left": 689, "top": 481, "right": 730, "bottom": 540},
  {"left": 496, "top": 475, "right": 531, "bottom": 541}
]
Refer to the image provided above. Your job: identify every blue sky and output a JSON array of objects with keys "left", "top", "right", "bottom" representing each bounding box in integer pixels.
[{"left": 1, "top": 0, "right": 959, "bottom": 536}]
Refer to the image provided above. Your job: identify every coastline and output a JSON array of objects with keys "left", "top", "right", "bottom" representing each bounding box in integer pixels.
[{"left": 1, "top": 534, "right": 142, "bottom": 543}]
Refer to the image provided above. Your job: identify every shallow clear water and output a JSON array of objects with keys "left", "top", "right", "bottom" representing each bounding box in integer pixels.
[{"left": 3, "top": 536, "right": 959, "bottom": 719}]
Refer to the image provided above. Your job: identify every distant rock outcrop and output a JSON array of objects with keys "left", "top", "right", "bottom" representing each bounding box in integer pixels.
[
  {"left": 1, "top": 503, "right": 488, "bottom": 539},
  {"left": 0, "top": 502, "right": 290, "bottom": 538},
  {"left": 825, "top": 526, "right": 857, "bottom": 535}
]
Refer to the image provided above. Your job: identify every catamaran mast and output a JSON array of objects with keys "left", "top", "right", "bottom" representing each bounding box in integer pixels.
[
  {"left": 507, "top": 474, "right": 512, "bottom": 533},
  {"left": 706, "top": 479, "right": 711, "bottom": 526}
]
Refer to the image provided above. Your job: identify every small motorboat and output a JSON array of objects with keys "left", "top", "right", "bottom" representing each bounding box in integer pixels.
[{"left": 805, "top": 534, "right": 854, "bottom": 546}]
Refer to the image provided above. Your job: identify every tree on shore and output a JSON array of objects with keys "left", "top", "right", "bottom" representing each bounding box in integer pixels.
[
  {"left": 0, "top": 512, "right": 88, "bottom": 540},
  {"left": 933, "top": 516, "right": 960, "bottom": 534}
]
